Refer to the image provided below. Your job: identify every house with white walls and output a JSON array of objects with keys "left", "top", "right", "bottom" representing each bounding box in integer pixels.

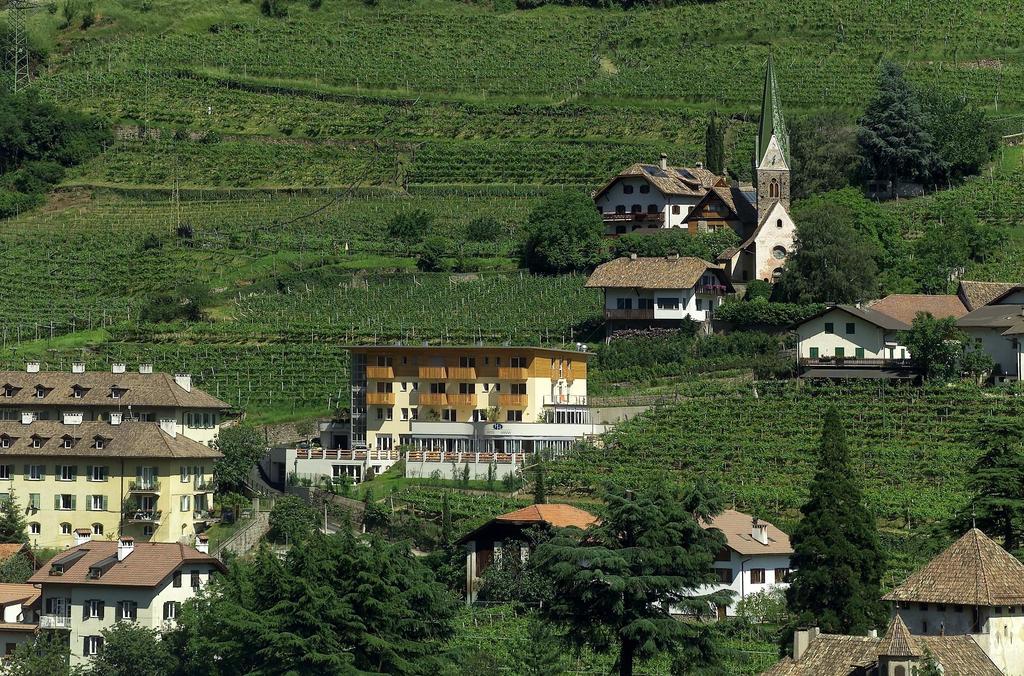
[
  {"left": 32, "top": 534, "right": 224, "bottom": 667},
  {"left": 955, "top": 285, "right": 1024, "bottom": 382},
  {"left": 585, "top": 255, "right": 733, "bottom": 334},
  {"left": 0, "top": 583, "right": 39, "bottom": 655},
  {"left": 792, "top": 305, "right": 914, "bottom": 379},
  {"left": 699, "top": 510, "right": 793, "bottom": 618}
]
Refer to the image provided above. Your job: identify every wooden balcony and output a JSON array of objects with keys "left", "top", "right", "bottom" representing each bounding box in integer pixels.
[
  {"left": 605, "top": 308, "right": 655, "bottom": 320},
  {"left": 499, "top": 394, "right": 529, "bottom": 408},
  {"left": 418, "top": 393, "right": 448, "bottom": 406},
  {"left": 366, "top": 392, "right": 396, "bottom": 405},
  {"left": 366, "top": 366, "right": 394, "bottom": 380},
  {"left": 448, "top": 367, "right": 477, "bottom": 379},
  {"left": 498, "top": 366, "right": 528, "bottom": 381},
  {"left": 799, "top": 357, "right": 913, "bottom": 369},
  {"left": 602, "top": 212, "right": 665, "bottom": 226},
  {"left": 418, "top": 366, "right": 447, "bottom": 380},
  {"left": 447, "top": 393, "right": 477, "bottom": 407}
]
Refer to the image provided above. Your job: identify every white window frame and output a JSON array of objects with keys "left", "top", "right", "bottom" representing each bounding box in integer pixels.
[
  {"left": 59, "top": 465, "right": 74, "bottom": 481},
  {"left": 58, "top": 495, "right": 73, "bottom": 511},
  {"left": 92, "top": 523, "right": 103, "bottom": 536},
  {"left": 0, "top": 465, "right": 10, "bottom": 480},
  {"left": 29, "top": 522, "right": 40, "bottom": 535},
  {"left": 90, "top": 495, "right": 104, "bottom": 512},
  {"left": 60, "top": 522, "right": 71, "bottom": 534},
  {"left": 84, "top": 635, "right": 102, "bottom": 656},
  {"left": 90, "top": 466, "right": 106, "bottom": 482},
  {"left": 87, "top": 599, "right": 101, "bottom": 619},
  {"left": 180, "top": 495, "right": 190, "bottom": 512},
  {"left": 28, "top": 465, "right": 42, "bottom": 480}
]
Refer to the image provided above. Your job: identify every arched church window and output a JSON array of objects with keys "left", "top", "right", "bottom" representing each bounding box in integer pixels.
[
  {"left": 769, "top": 179, "right": 779, "bottom": 199},
  {"left": 776, "top": 218, "right": 783, "bottom": 228}
]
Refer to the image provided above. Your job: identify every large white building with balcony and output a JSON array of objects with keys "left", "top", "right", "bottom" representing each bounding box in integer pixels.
[{"left": 586, "top": 254, "right": 733, "bottom": 335}]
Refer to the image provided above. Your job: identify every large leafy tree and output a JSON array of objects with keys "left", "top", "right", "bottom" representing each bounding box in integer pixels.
[
  {"left": 5, "top": 631, "right": 78, "bottom": 676},
  {"left": 534, "top": 482, "right": 732, "bottom": 676},
  {"left": 212, "top": 424, "right": 266, "bottom": 493},
  {"left": 177, "top": 530, "right": 458, "bottom": 675},
  {"left": 789, "top": 111, "right": 859, "bottom": 199},
  {"left": 268, "top": 494, "right": 319, "bottom": 544},
  {"left": 919, "top": 88, "right": 999, "bottom": 183},
  {"left": 91, "top": 622, "right": 176, "bottom": 676},
  {"left": 775, "top": 201, "right": 879, "bottom": 303},
  {"left": 787, "top": 407, "right": 886, "bottom": 635},
  {"left": 897, "top": 313, "right": 964, "bottom": 381},
  {"left": 966, "top": 418, "right": 1024, "bottom": 552},
  {"left": 521, "top": 190, "right": 605, "bottom": 274},
  {"left": 858, "top": 61, "right": 943, "bottom": 186}
]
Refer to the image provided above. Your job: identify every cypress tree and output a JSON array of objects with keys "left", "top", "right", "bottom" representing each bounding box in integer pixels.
[
  {"left": 532, "top": 452, "right": 546, "bottom": 504},
  {"left": 0, "top": 492, "right": 28, "bottom": 544},
  {"left": 705, "top": 112, "right": 725, "bottom": 174},
  {"left": 967, "top": 418, "right": 1024, "bottom": 551},
  {"left": 786, "top": 407, "right": 886, "bottom": 634}
]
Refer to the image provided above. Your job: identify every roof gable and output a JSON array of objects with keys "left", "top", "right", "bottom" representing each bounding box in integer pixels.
[
  {"left": 794, "top": 305, "right": 910, "bottom": 332},
  {"left": 957, "top": 280, "right": 1020, "bottom": 311}
]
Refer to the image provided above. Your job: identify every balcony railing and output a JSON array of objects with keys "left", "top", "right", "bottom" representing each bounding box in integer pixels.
[
  {"left": 604, "top": 308, "right": 655, "bottom": 320},
  {"left": 295, "top": 449, "right": 401, "bottom": 461},
  {"left": 447, "top": 393, "right": 477, "bottom": 407},
  {"left": 799, "top": 357, "right": 914, "bottom": 369},
  {"left": 602, "top": 212, "right": 665, "bottom": 226},
  {"left": 448, "top": 367, "right": 477, "bottom": 379},
  {"left": 418, "top": 366, "right": 447, "bottom": 380},
  {"left": 543, "top": 395, "right": 588, "bottom": 406},
  {"left": 125, "top": 509, "right": 162, "bottom": 523},
  {"left": 418, "top": 393, "right": 448, "bottom": 406},
  {"left": 499, "top": 393, "right": 529, "bottom": 408},
  {"left": 39, "top": 614, "right": 72, "bottom": 630},
  {"left": 366, "top": 365, "right": 394, "bottom": 380},
  {"left": 696, "top": 284, "right": 729, "bottom": 296},
  {"left": 498, "top": 366, "right": 528, "bottom": 381},
  {"left": 193, "top": 510, "right": 214, "bottom": 522},
  {"left": 366, "top": 392, "right": 396, "bottom": 405},
  {"left": 128, "top": 480, "right": 160, "bottom": 493}
]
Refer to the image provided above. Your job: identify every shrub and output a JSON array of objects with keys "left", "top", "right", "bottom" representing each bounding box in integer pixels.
[{"left": 465, "top": 216, "right": 502, "bottom": 242}]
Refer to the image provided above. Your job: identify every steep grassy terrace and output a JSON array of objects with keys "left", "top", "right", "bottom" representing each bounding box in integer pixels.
[{"left": 551, "top": 380, "right": 1024, "bottom": 526}]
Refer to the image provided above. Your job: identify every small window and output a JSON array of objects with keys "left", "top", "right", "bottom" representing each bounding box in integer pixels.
[
  {"left": 84, "top": 636, "right": 103, "bottom": 657},
  {"left": 163, "top": 601, "right": 180, "bottom": 621},
  {"left": 191, "top": 570, "right": 201, "bottom": 589},
  {"left": 615, "top": 205, "right": 625, "bottom": 215},
  {"left": 772, "top": 245, "right": 786, "bottom": 260},
  {"left": 774, "top": 568, "right": 790, "bottom": 583},
  {"left": 441, "top": 409, "right": 457, "bottom": 422},
  {"left": 671, "top": 205, "right": 680, "bottom": 215},
  {"left": 173, "top": 570, "right": 182, "bottom": 588},
  {"left": 750, "top": 568, "right": 766, "bottom": 584},
  {"left": 647, "top": 204, "right": 658, "bottom": 214},
  {"left": 60, "top": 522, "right": 71, "bottom": 535},
  {"left": 92, "top": 523, "right": 103, "bottom": 535},
  {"left": 835, "top": 347, "right": 845, "bottom": 358},
  {"left": 0, "top": 465, "right": 9, "bottom": 481},
  {"left": 31, "top": 437, "right": 41, "bottom": 449},
  {"left": 59, "top": 465, "right": 75, "bottom": 481},
  {"left": 29, "top": 522, "right": 39, "bottom": 535},
  {"left": 656, "top": 297, "right": 680, "bottom": 310},
  {"left": 1, "top": 386, "right": 12, "bottom": 398},
  {"left": 34, "top": 386, "right": 45, "bottom": 399},
  {"left": 776, "top": 218, "right": 783, "bottom": 228},
  {"left": 28, "top": 465, "right": 42, "bottom": 480},
  {"left": 630, "top": 204, "right": 641, "bottom": 214},
  {"left": 62, "top": 437, "right": 73, "bottom": 449},
  {"left": 639, "top": 184, "right": 650, "bottom": 194},
  {"left": 809, "top": 347, "right": 819, "bottom": 359},
  {"left": 57, "top": 495, "right": 73, "bottom": 510},
  {"left": 616, "top": 298, "right": 633, "bottom": 310},
  {"left": 94, "top": 438, "right": 104, "bottom": 450},
  {"left": 0, "top": 437, "right": 9, "bottom": 449},
  {"left": 72, "top": 386, "right": 84, "bottom": 399},
  {"left": 143, "top": 525, "right": 154, "bottom": 537},
  {"left": 89, "top": 495, "right": 104, "bottom": 511},
  {"left": 714, "top": 568, "right": 733, "bottom": 584},
  {"left": 181, "top": 495, "right": 191, "bottom": 512},
  {"left": 118, "top": 601, "right": 137, "bottom": 621},
  {"left": 824, "top": 322, "right": 834, "bottom": 334},
  {"left": 855, "top": 347, "right": 865, "bottom": 359},
  {"left": 28, "top": 494, "right": 39, "bottom": 510},
  {"left": 623, "top": 185, "right": 634, "bottom": 194},
  {"left": 845, "top": 322, "right": 855, "bottom": 335},
  {"left": 506, "top": 410, "right": 524, "bottom": 422}
]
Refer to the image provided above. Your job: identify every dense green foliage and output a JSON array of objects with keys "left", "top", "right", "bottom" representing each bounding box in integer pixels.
[
  {"left": 609, "top": 228, "right": 738, "bottom": 261},
  {"left": 268, "top": 494, "right": 320, "bottom": 544},
  {"left": 898, "top": 314, "right": 989, "bottom": 381},
  {"left": 786, "top": 408, "right": 886, "bottom": 635},
  {"left": 91, "top": 622, "right": 176, "bottom": 676},
  {"left": 966, "top": 418, "right": 1024, "bottom": 552},
  {"left": 521, "top": 190, "right": 605, "bottom": 274},
  {"left": 715, "top": 298, "right": 822, "bottom": 328},
  {"left": 0, "top": 492, "right": 28, "bottom": 545},
  {"left": 535, "top": 482, "right": 732, "bottom": 676},
  {"left": 212, "top": 425, "right": 267, "bottom": 492}
]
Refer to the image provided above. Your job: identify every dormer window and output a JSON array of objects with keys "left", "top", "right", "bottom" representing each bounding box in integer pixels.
[
  {"left": 110, "top": 387, "right": 126, "bottom": 400},
  {"left": 0, "top": 436, "right": 9, "bottom": 449},
  {"left": 31, "top": 436, "right": 42, "bottom": 449},
  {"left": 72, "top": 385, "right": 87, "bottom": 399},
  {"left": 2, "top": 385, "right": 13, "bottom": 398},
  {"left": 34, "top": 386, "right": 45, "bottom": 399},
  {"left": 93, "top": 437, "right": 105, "bottom": 450},
  {"left": 61, "top": 436, "right": 74, "bottom": 449}
]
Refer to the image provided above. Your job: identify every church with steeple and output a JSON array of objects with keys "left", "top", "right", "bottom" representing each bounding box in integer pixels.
[{"left": 592, "top": 54, "right": 796, "bottom": 285}]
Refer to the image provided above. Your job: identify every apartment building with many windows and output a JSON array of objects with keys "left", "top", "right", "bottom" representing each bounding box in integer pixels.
[{"left": 272, "top": 346, "right": 606, "bottom": 484}]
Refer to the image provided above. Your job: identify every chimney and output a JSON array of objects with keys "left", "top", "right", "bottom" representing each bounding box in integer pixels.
[
  {"left": 73, "top": 528, "right": 92, "bottom": 546},
  {"left": 25, "top": 362, "right": 39, "bottom": 373},
  {"left": 62, "top": 412, "right": 83, "bottom": 426},
  {"left": 72, "top": 362, "right": 85, "bottom": 374},
  {"left": 116, "top": 536, "right": 134, "bottom": 562},
  {"left": 138, "top": 363, "right": 153, "bottom": 374},
  {"left": 659, "top": 153, "right": 667, "bottom": 170},
  {"left": 696, "top": 161, "right": 704, "bottom": 169},
  {"left": 111, "top": 363, "right": 126, "bottom": 374},
  {"left": 159, "top": 419, "right": 177, "bottom": 438},
  {"left": 629, "top": 253, "right": 637, "bottom": 260},
  {"left": 195, "top": 534, "right": 209, "bottom": 555},
  {"left": 20, "top": 412, "right": 33, "bottom": 425},
  {"left": 173, "top": 373, "right": 192, "bottom": 392},
  {"left": 793, "top": 627, "right": 819, "bottom": 661},
  {"left": 867, "top": 629, "right": 878, "bottom": 638},
  {"left": 109, "top": 412, "right": 123, "bottom": 426},
  {"left": 752, "top": 517, "right": 769, "bottom": 545}
]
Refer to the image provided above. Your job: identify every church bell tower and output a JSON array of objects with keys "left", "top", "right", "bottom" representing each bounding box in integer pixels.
[{"left": 753, "top": 54, "right": 790, "bottom": 216}]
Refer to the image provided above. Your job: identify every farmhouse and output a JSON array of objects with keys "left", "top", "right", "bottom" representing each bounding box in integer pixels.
[
  {"left": 700, "top": 510, "right": 792, "bottom": 618},
  {"left": 593, "top": 56, "right": 797, "bottom": 284},
  {"left": 792, "top": 305, "right": 912, "bottom": 378},
  {"left": 585, "top": 254, "right": 733, "bottom": 333},
  {"left": 268, "top": 346, "right": 607, "bottom": 485},
  {"left": 458, "top": 503, "right": 598, "bottom": 603},
  {"left": 33, "top": 535, "right": 224, "bottom": 667}
]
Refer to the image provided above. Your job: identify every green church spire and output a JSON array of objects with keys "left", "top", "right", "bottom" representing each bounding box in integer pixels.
[{"left": 755, "top": 53, "right": 789, "bottom": 166}]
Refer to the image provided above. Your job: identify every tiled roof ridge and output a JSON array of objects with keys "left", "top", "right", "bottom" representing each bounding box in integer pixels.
[
  {"left": 973, "top": 528, "right": 992, "bottom": 604},
  {"left": 879, "top": 615, "right": 921, "bottom": 657}
]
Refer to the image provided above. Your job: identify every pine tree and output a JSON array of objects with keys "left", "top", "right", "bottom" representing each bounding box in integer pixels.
[
  {"left": 967, "top": 417, "right": 1024, "bottom": 551},
  {"left": 857, "top": 61, "right": 943, "bottom": 186},
  {"left": 705, "top": 112, "right": 725, "bottom": 174},
  {"left": 786, "top": 407, "right": 886, "bottom": 634},
  {"left": 532, "top": 452, "right": 546, "bottom": 504},
  {"left": 0, "top": 492, "right": 28, "bottom": 545},
  {"left": 535, "top": 482, "right": 732, "bottom": 676}
]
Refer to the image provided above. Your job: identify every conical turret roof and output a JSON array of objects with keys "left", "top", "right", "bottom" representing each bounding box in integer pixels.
[{"left": 878, "top": 615, "right": 921, "bottom": 658}]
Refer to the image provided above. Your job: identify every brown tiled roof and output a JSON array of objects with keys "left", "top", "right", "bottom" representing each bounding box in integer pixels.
[
  {"left": 956, "top": 304, "right": 1024, "bottom": 336},
  {"left": 868, "top": 294, "right": 968, "bottom": 325},
  {"left": 762, "top": 619, "right": 1000, "bottom": 675},
  {"left": 681, "top": 185, "right": 758, "bottom": 227},
  {"left": 883, "top": 529, "right": 1024, "bottom": 606},
  {"left": 702, "top": 509, "right": 792, "bottom": 556},
  {"left": 585, "top": 256, "right": 731, "bottom": 291},
  {"left": 0, "top": 583, "right": 39, "bottom": 607},
  {"left": 494, "top": 504, "right": 598, "bottom": 529},
  {"left": 957, "top": 281, "right": 1021, "bottom": 311},
  {"left": 877, "top": 615, "right": 919, "bottom": 657},
  {"left": 794, "top": 305, "right": 911, "bottom": 332},
  {"left": 0, "top": 421, "right": 222, "bottom": 459},
  {"left": 0, "top": 622, "right": 36, "bottom": 632},
  {"left": 0, "top": 543, "right": 26, "bottom": 564},
  {"left": 0, "top": 371, "right": 229, "bottom": 409},
  {"left": 593, "top": 163, "right": 725, "bottom": 200},
  {"left": 29, "top": 540, "right": 225, "bottom": 588}
]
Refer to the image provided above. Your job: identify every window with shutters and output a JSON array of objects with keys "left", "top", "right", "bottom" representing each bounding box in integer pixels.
[
  {"left": 173, "top": 570, "right": 182, "bottom": 588},
  {"left": 117, "top": 601, "right": 137, "bottom": 621},
  {"left": 180, "top": 466, "right": 190, "bottom": 483},
  {"left": 58, "top": 465, "right": 75, "bottom": 481},
  {"left": 89, "top": 495, "right": 105, "bottom": 512},
  {"left": 84, "top": 636, "right": 103, "bottom": 657},
  {"left": 0, "top": 465, "right": 9, "bottom": 480},
  {"left": 89, "top": 465, "right": 107, "bottom": 482},
  {"left": 27, "top": 493, "right": 38, "bottom": 510},
  {"left": 180, "top": 495, "right": 190, "bottom": 512},
  {"left": 85, "top": 599, "right": 102, "bottom": 619},
  {"left": 56, "top": 495, "right": 73, "bottom": 511},
  {"left": 27, "top": 465, "right": 42, "bottom": 480},
  {"left": 163, "top": 601, "right": 181, "bottom": 621}
]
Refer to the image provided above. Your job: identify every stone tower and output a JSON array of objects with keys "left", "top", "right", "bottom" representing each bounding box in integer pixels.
[{"left": 753, "top": 54, "right": 790, "bottom": 216}]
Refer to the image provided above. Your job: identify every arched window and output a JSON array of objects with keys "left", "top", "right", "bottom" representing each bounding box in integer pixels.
[
  {"left": 29, "top": 522, "right": 40, "bottom": 535},
  {"left": 769, "top": 179, "right": 779, "bottom": 199},
  {"left": 60, "top": 522, "right": 72, "bottom": 535},
  {"left": 772, "top": 246, "right": 787, "bottom": 260},
  {"left": 776, "top": 218, "right": 783, "bottom": 228},
  {"left": 92, "top": 523, "right": 104, "bottom": 535}
]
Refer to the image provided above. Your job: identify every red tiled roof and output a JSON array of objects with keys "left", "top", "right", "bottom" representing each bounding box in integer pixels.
[
  {"left": 494, "top": 504, "right": 598, "bottom": 530},
  {"left": 0, "top": 583, "right": 39, "bottom": 607},
  {"left": 29, "top": 540, "right": 225, "bottom": 588},
  {"left": 868, "top": 294, "right": 968, "bottom": 325},
  {"left": 0, "top": 543, "right": 26, "bottom": 563}
]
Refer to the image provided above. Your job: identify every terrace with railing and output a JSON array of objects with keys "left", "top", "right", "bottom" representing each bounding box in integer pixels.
[
  {"left": 405, "top": 450, "right": 523, "bottom": 465},
  {"left": 128, "top": 480, "right": 160, "bottom": 493},
  {"left": 294, "top": 448, "right": 401, "bottom": 462}
]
